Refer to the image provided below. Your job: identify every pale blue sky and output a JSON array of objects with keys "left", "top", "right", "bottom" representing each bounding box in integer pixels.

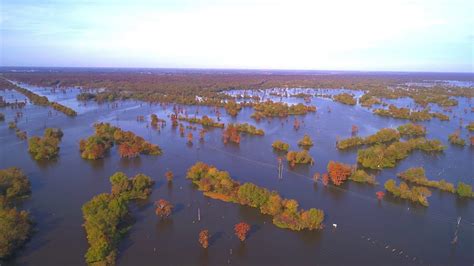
[{"left": 1, "top": 0, "right": 473, "bottom": 72}]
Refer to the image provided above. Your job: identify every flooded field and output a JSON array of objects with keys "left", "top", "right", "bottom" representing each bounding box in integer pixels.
[{"left": 0, "top": 81, "right": 473, "bottom": 266}]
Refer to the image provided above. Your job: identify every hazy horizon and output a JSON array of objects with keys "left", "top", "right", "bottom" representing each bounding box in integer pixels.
[{"left": 1, "top": 0, "right": 473, "bottom": 72}]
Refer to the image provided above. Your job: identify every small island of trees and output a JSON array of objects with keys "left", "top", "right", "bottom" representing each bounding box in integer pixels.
[
  {"left": 337, "top": 128, "right": 400, "bottom": 150},
  {"left": 28, "top": 128, "right": 64, "bottom": 160},
  {"left": 272, "top": 140, "right": 289, "bottom": 152},
  {"left": 357, "top": 138, "right": 445, "bottom": 169},
  {"left": 80, "top": 123, "right": 162, "bottom": 160},
  {"left": 397, "top": 123, "right": 426, "bottom": 137},
  {"left": 286, "top": 150, "right": 314, "bottom": 167},
  {"left": 397, "top": 167, "right": 455, "bottom": 193},
  {"left": 298, "top": 134, "right": 314, "bottom": 148},
  {"left": 82, "top": 172, "right": 154, "bottom": 265},
  {"left": 333, "top": 93, "right": 356, "bottom": 105},
  {"left": 178, "top": 115, "right": 224, "bottom": 128},
  {"left": 448, "top": 130, "right": 466, "bottom": 146},
  {"left": 186, "top": 162, "right": 324, "bottom": 231},
  {"left": 251, "top": 101, "right": 316, "bottom": 120},
  {"left": 384, "top": 179, "right": 432, "bottom": 206},
  {"left": 0, "top": 167, "right": 33, "bottom": 259}
]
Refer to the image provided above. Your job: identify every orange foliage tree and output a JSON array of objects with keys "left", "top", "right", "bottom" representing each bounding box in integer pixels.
[
  {"left": 155, "top": 199, "right": 173, "bottom": 218},
  {"left": 327, "top": 161, "right": 353, "bottom": 186},
  {"left": 199, "top": 229, "right": 209, "bottom": 248},
  {"left": 234, "top": 222, "right": 251, "bottom": 242}
]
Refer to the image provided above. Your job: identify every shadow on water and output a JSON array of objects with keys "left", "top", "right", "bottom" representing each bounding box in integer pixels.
[{"left": 209, "top": 231, "right": 224, "bottom": 246}]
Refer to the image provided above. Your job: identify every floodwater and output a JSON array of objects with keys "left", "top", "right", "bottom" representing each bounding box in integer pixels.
[{"left": 0, "top": 83, "right": 473, "bottom": 266}]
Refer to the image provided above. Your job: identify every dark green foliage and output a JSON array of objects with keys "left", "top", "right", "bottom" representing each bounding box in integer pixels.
[{"left": 28, "top": 128, "right": 63, "bottom": 160}]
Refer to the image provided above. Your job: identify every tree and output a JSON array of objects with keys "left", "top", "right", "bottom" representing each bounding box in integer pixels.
[
  {"left": 376, "top": 191, "right": 385, "bottom": 200},
  {"left": 298, "top": 134, "right": 314, "bottom": 148},
  {"left": 272, "top": 140, "right": 289, "bottom": 151},
  {"left": 313, "top": 172, "right": 320, "bottom": 183},
  {"left": 165, "top": 170, "right": 174, "bottom": 183},
  {"left": 223, "top": 124, "right": 240, "bottom": 144},
  {"left": 322, "top": 173, "right": 329, "bottom": 186},
  {"left": 234, "top": 222, "right": 251, "bottom": 241},
  {"left": 199, "top": 229, "right": 209, "bottom": 248},
  {"left": 327, "top": 161, "right": 353, "bottom": 186},
  {"left": 187, "top": 132, "right": 193, "bottom": 144},
  {"left": 456, "top": 182, "right": 473, "bottom": 198},
  {"left": 155, "top": 199, "right": 173, "bottom": 218}
]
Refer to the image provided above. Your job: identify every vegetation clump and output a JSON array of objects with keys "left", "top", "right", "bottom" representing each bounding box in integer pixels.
[
  {"left": 397, "top": 167, "right": 455, "bottom": 193},
  {"left": 286, "top": 150, "right": 314, "bottom": 167},
  {"left": 234, "top": 123, "right": 264, "bottom": 135},
  {"left": 359, "top": 94, "right": 381, "bottom": 107},
  {"left": 333, "top": 93, "right": 356, "bottom": 105},
  {"left": 0, "top": 167, "right": 31, "bottom": 200},
  {"left": 384, "top": 179, "right": 431, "bottom": 206},
  {"left": 28, "top": 128, "right": 64, "bottom": 160},
  {"left": 337, "top": 128, "right": 400, "bottom": 150},
  {"left": 349, "top": 169, "right": 376, "bottom": 184},
  {"left": 448, "top": 131, "right": 466, "bottom": 146},
  {"left": 224, "top": 101, "right": 242, "bottom": 116},
  {"left": 397, "top": 123, "right": 426, "bottom": 137},
  {"left": 155, "top": 199, "right": 173, "bottom": 219},
  {"left": 178, "top": 115, "right": 224, "bottom": 128},
  {"left": 357, "top": 138, "right": 444, "bottom": 169},
  {"left": 82, "top": 172, "right": 154, "bottom": 265},
  {"left": 373, "top": 105, "right": 431, "bottom": 121},
  {"left": 186, "top": 162, "right": 324, "bottom": 231},
  {"left": 79, "top": 123, "right": 162, "bottom": 160},
  {"left": 456, "top": 182, "right": 473, "bottom": 198},
  {"left": 327, "top": 161, "right": 353, "bottom": 186},
  {"left": 272, "top": 140, "right": 289, "bottom": 152},
  {"left": 298, "top": 134, "right": 314, "bottom": 148},
  {"left": 0, "top": 167, "right": 33, "bottom": 259},
  {"left": 222, "top": 124, "right": 240, "bottom": 144},
  {"left": 251, "top": 101, "right": 316, "bottom": 120},
  {"left": 467, "top": 122, "right": 474, "bottom": 132}
]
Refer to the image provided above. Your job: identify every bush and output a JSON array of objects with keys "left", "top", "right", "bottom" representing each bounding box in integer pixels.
[
  {"left": 286, "top": 150, "right": 314, "bottom": 167},
  {"left": 272, "top": 140, "right": 289, "bottom": 151},
  {"left": 456, "top": 182, "right": 473, "bottom": 198}
]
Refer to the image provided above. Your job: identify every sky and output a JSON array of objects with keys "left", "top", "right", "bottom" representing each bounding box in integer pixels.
[{"left": 1, "top": 0, "right": 473, "bottom": 72}]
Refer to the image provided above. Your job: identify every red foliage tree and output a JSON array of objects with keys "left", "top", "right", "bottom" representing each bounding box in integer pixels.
[
  {"left": 234, "top": 222, "right": 251, "bottom": 242},
  {"left": 155, "top": 199, "right": 173, "bottom": 218},
  {"left": 376, "top": 191, "right": 385, "bottom": 200},
  {"left": 199, "top": 229, "right": 209, "bottom": 248},
  {"left": 327, "top": 161, "right": 353, "bottom": 186}
]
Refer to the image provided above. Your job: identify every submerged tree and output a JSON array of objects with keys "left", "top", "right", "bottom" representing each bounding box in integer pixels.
[
  {"left": 155, "top": 199, "right": 173, "bottom": 219},
  {"left": 327, "top": 161, "right": 353, "bottom": 186},
  {"left": 234, "top": 222, "right": 251, "bottom": 242},
  {"left": 165, "top": 170, "right": 174, "bottom": 183},
  {"left": 198, "top": 229, "right": 209, "bottom": 248}
]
